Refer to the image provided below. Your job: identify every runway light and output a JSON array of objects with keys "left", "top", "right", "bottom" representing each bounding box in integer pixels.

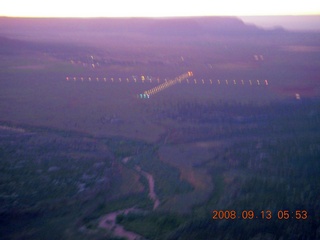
[{"left": 141, "top": 72, "right": 191, "bottom": 96}]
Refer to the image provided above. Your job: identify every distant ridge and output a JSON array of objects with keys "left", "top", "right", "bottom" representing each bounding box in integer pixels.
[{"left": 0, "top": 16, "right": 275, "bottom": 39}]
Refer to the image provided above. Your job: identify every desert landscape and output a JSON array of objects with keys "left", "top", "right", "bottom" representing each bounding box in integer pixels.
[{"left": 0, "top": 17, "right": 319, "bottom": 239}]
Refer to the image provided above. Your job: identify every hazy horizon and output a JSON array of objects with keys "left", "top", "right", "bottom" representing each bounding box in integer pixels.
[
  {"left": 240, "top": 15, "right": 320, "bottom": 31},
  {"left": 1, "top": 15, "right": 320, "bottom": 32}
]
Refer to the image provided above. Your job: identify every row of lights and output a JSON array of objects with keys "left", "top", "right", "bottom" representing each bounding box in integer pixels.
[
  {"left": 138, "top": 72, "right": 271, "bottom": 99},
  {"left": 143, "top": 71, "right": 193, "bottom": 97},
  {"left": 66, "top": 76, "right": 268, "bottom": 86},
  {"left": 185, "top": 79, "right": 269, "bottom": 86}
]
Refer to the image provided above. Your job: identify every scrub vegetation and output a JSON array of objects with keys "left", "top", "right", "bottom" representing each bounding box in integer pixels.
[{"left": 0, "top": 17, "right": 320, "bottom": 239}]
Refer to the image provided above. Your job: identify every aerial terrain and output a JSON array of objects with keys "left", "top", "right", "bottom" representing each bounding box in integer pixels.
[{"left": 0, "top": 17, "right": 319, "bottom": 239}]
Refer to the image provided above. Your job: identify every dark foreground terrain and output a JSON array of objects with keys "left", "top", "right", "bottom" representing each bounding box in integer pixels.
[{"left": 0, "top": 17, "right": 320, "bottom": 239}]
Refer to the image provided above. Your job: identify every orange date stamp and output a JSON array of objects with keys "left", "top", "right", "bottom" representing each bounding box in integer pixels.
[{"left": 212, "top": 210, "right": 308, "bottom": 220}]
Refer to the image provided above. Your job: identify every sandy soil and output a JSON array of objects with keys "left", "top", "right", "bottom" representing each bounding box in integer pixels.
[
  {"left": 136, "top": 167, "right": 160, "bottom": 210},
  {"left": 98, "top": 208, "right": 144, "bottom": 240},
  {"left": 98, "top": 157, "right": 160, "bottom": 239}
]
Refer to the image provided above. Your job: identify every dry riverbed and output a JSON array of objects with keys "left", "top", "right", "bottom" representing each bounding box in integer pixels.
[{"left": 98, "top": 157, "right": 160, "bottom": 239}]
